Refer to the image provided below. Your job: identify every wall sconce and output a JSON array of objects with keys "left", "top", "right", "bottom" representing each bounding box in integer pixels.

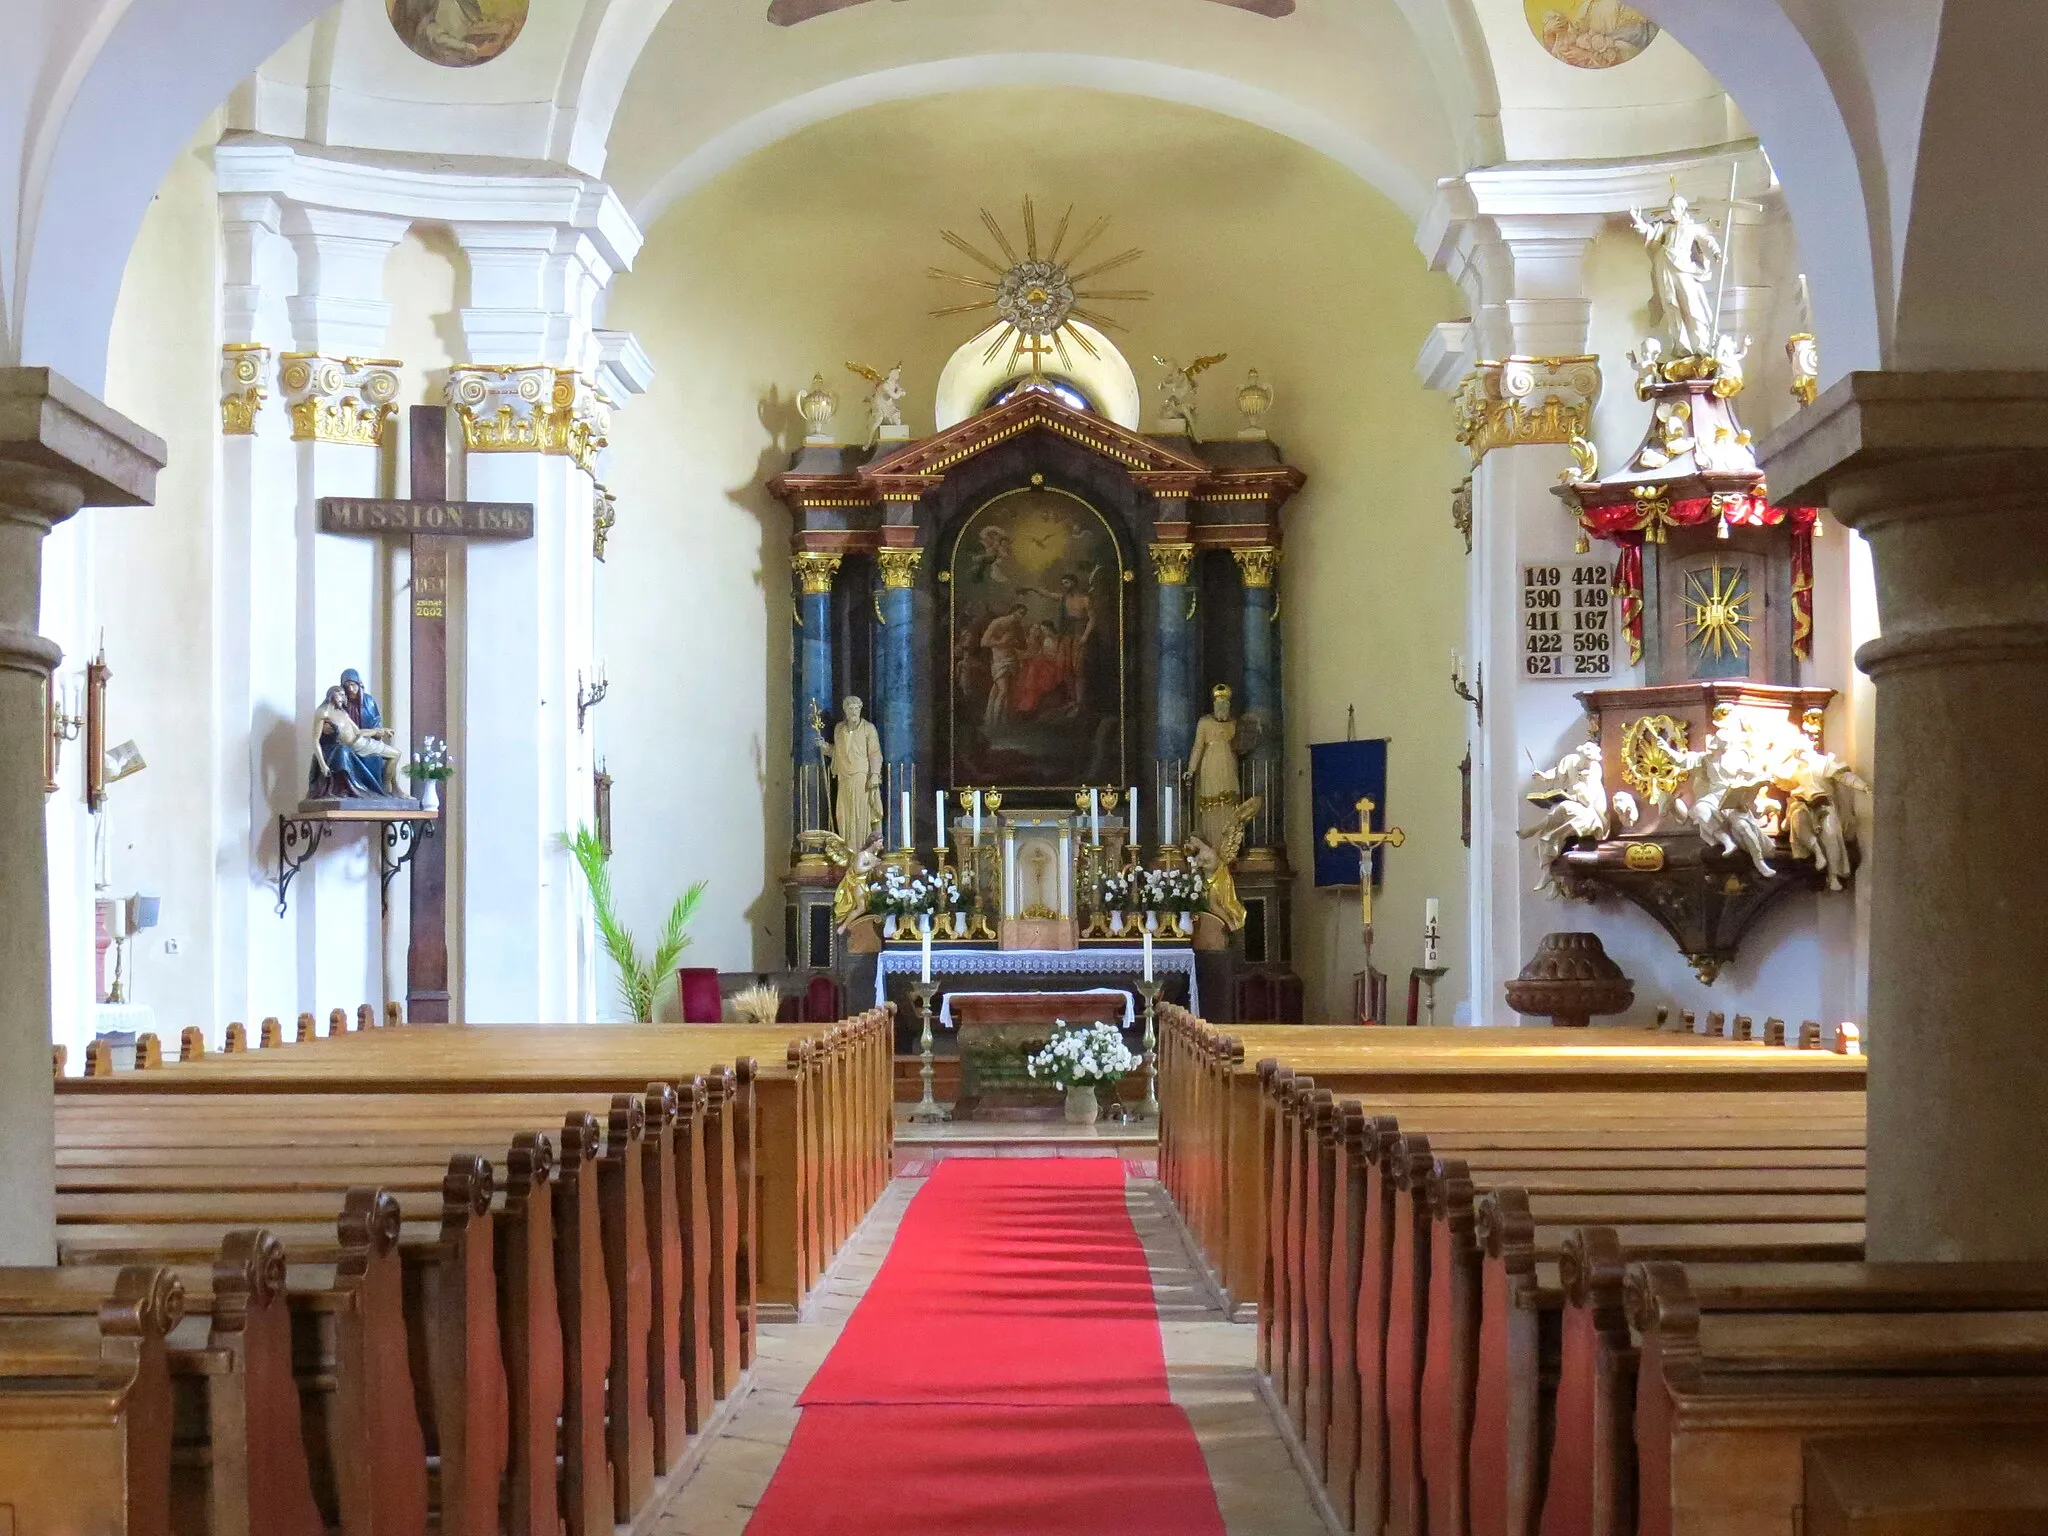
[
  {"left": 577, "top": 666, "right": 609, "bottom": 733},
  {"left": 46, "top": 675, "right": 82, "bottom": 793},
  {"left": 1450, "top": 650, "right": 1484, "bottom": 728}
]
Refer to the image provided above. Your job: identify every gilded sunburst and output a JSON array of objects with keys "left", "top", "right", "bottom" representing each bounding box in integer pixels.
[
  {"left": 928, "top": 198, "right": 1150, "bottom": 375},
  {"left": 1684, "top": 562, "right": 1753, "bottom": 662}
]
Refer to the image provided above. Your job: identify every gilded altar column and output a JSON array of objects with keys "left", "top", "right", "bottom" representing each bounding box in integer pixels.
[
  {"left": 1763, "top": 372, "right": 2048, "bottom": 1261},
  {"left": 0, "top": 369, "right": 162, "bottom": 1263},
  {"left": 793, "top": 550, "right": 842, "bottom": 776},
  {"left": 1150, "top": 539, "right": 1197, "bottom": 797},
  {"left": 876, "top": 545, "right": 924, "bottom": 795}
]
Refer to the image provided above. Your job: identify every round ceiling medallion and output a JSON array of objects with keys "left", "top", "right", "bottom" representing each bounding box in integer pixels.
[
  {"left": 387, "top": 0, "right": 530, "bottom": 67},
  {"left": 1524, "top": 1, "right": 1659, "bottom": 69}
]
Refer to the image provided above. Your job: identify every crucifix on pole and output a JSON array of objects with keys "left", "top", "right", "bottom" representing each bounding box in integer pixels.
[
  {"left": 1324, "top": 795, "right": 1405, "bottom": 1024},
  {"left": 317, "top": 404, "right": 534, "bottom": 1021}
]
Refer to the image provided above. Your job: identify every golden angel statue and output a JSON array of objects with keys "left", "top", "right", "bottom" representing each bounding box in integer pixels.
[
  {"left": 817, "top": 829, "right": 886, "bottom": 931},
  {"left": 1185, "top": 795, "right": 1262, "bottom": 931},
  {"left": 1152, "top": 352, "right": 1228, "bottom": 430},
  {"left": 846, "top": 360, "right": 906, "bottom": 442}
]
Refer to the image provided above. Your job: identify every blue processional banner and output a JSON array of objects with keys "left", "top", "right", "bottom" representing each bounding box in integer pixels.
[{"left": 1309, "top": 738, "right": 1391, "bottom": 889}]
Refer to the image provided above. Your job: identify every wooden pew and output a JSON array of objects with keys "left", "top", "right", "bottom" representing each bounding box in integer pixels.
[
  {"left": 0, "top": 1264, "right": 182, "bottom": 1536},
  {"left": 1539, "top": 1251, "right": 2048, "bottom": 1536}
]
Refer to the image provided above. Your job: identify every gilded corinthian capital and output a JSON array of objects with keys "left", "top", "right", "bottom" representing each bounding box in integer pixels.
[
  {"left": 877, "top": 547, "right": 924, "bottom": 588},
  {"left": 446, "top": 365, "right": 611, "bottom": 475},
  {"left": 1149, "top": 541, "right": 1195, "bottom": 585},
  {"left": 279, "top": 353, "right": 400, "bottom": 446},
  {"left": 793, "top": 550, "right": 843, "bottom": 594},
  {"left": 1232, "top": 545, "right": 1280, "bottom": 588},
  {"left": 220, "top": 344, "right": 270, "bottom": 435}
]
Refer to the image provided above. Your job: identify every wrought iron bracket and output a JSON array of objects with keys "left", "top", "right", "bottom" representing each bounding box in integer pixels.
[
  {"left": 274, "top": 816, "right": 335, "bottom": 917},
  {"left": 378, "top": 817, "right": 436, "bottom": 914}
]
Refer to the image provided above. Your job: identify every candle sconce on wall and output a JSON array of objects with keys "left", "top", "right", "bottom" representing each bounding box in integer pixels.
[
  {"left": 577, "top": 667, "right": 609, "bottom": 733},
  {"left": 47, "top": 674, "right": 83, "bottom": 794}
]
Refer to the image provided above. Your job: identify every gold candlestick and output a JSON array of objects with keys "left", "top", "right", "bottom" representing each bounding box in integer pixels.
[{"left": 908, "top": 982, "right": 946, "bottom": 1124}]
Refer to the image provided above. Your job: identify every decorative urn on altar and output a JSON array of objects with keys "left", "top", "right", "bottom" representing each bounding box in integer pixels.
[{"left": 1504, "top": 932, "right": 1634, "bottom": 1028}]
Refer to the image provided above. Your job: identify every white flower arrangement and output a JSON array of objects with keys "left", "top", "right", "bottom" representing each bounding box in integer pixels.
[
  {"left": 1025, "top": 1020, "right": 1141, "bottom": 1089},
  {"left": 1130, "top": 862, "right": 1208, "bottom": 915},
  {"left": 403, "top": 734, "right": 455, "bottom": 783},
  {"left": 875, "top": 863, "right": 964, "bottom": 918}
]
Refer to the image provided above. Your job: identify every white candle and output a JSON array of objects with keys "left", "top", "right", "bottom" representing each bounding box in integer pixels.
[
  {"left": 1143, "top": 921, "right": 1154, "bottom": 982},
  {"left": 920, "top": 912, "right": 933, "bottom": 983},
  {"left": 936, "top": 790, "right": 948, "bottom": 852},
  {"left": 901, "top": 790, "right": 912, "bottom": 850},
  {"left": 1426, "top": 897, "right": 1440, "bottom": 924},
  {"left": 1091, "top": 787, "right": 1101, "bottom": 846},
  {"left": 1424, "top": 897, "right": 1442, "bottom": 968},
  {"left": 1163, "top": 784, "right": 1176, "bottom": 847},
  {"left": 972, "top": 790, "right": 982, "bottom": 847},
  {"left": 1128, "top": 785, "right": 1140, "bottom": 856}
]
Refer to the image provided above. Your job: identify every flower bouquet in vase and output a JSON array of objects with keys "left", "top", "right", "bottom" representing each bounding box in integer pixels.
[
  {"left": 1026, "top": 1020, "right": 1141, "bottom": 1125},
  {"left": 875, "top": 864, "right": 964, "bottom": 941},
  {"left": 403, "top": 735, "right": 454, "bottom": 812},
  {"left": 1134, "top": 863, "right": 1208, "bottom": 939}
]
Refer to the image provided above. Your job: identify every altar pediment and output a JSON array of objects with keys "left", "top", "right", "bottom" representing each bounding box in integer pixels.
[{"left": 862, "top": 389, "right": 1209, "bottom": 491}]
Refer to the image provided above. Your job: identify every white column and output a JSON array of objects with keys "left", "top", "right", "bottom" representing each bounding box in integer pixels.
[
  {"left": 218, "top": 191, "right": 299, "bottom": 1029},
  {"left": 450, "top": 204, "right": 637, "bottom": 1022},
  {"left": 282, "top": 206, "right": 407, "bottom": 1021}
]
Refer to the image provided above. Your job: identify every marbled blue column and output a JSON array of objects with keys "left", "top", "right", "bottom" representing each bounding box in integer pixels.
[
  {"left": 1152, "top": 541, "right": 1196, "bottom": 764},
  {"left": 794, "top": 552, "right": 840, "bottom": 768},
  {"left": 1236, "top": 546, "right": 1281, "bottom": 751},
  {"left": 876, "top": 547, "right": 922, "bottom": 769}
]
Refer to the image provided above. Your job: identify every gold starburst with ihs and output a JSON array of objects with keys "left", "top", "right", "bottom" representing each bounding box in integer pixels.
[
  {"left": 928, "top": 198, "right": 1149, "bottom": 375},
  {"left": 1684, "top": 562, "right": 1752, "bottom": 661}
]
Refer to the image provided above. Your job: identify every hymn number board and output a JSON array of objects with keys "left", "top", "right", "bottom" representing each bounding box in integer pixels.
[{"left": 1522, "top": 558, "right": 1614, "bottom": 679}]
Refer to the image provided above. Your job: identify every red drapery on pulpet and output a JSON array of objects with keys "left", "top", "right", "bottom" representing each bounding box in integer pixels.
[{"left": 1575, "top": 488, "right": 1815, "bottom": 664}]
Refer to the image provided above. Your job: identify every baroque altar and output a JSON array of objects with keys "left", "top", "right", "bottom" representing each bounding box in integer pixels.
[{"left": 770, "top": 383, "right": 1304, "bottom": 1027}]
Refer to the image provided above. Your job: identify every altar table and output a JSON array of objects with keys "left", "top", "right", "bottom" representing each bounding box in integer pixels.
[
  {"left": 873, "top": 945, "right": 1200, "bottom": 1014},
  {"left": 939, "top": 988, "right": 1134, "bottom": 1029}
]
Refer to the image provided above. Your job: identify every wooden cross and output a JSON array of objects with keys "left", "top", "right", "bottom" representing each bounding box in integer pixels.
[
  {"left": 1323, "top": 795, "right": 1405, "bottom": 933},
  {"left": 317, "top": 405, "right": 534, "bottom": 1021}
]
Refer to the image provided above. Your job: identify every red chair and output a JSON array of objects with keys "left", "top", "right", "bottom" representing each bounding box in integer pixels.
[
  {"left": 802, "top": 975, "right": 843, "bottom": 1024},
  {"left": 678, "top": 967, "right": 723, "bottom": 1023}
]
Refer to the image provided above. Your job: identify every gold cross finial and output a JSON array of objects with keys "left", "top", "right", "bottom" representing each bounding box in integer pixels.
[
  {"left": 1323, "top": 796, "right": 1406, "bottom": 932},
  {"left": 1018, "top": 332, "right": 1054, "bottom": 376}
]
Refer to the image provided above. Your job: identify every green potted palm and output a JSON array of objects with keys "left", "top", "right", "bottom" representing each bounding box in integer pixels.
[{"left": 563, "top": 824, "right": 706, "bottom": 1023}]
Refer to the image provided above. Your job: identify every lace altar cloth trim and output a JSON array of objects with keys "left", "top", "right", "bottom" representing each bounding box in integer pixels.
[{"left": 874, "top": 947, "right": 1199, "bottom": 1014}]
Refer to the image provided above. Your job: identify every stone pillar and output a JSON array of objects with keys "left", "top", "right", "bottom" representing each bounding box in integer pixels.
[
  {"left": 1150, "top": 539, "right": 1196, "bottom": 775},
  {"left": 794, "top": 552, "right": 841, "bottom": 770},
  {"left": 1761, "top": 372, "right": 2048, "bottom": 1261},
  {"left": 0, "top": 369, "right": 162, "bottom": 1263},
  {"left": 876, "top": 546, "right": 923, "bottom": 771}
]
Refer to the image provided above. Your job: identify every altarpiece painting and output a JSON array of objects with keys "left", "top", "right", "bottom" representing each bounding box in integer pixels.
[{"left": 948, "top": 487, "right": 1125, "bottom": 790}]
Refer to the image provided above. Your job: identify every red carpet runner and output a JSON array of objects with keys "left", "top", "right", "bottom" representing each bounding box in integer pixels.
[{"left": 745, "top": 1158, "right": 1229, "bottom": 1534}]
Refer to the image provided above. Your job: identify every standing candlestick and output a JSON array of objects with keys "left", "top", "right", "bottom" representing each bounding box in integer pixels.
[
  {"left": 936, "top": 791, "right": 947, "bottom": 852},
  {"left": 908, "top": 983, "right": 945, "bottom": 1123},
  {"left": 1136, "top": 976, "right": 1163, "bottom": 1119}
]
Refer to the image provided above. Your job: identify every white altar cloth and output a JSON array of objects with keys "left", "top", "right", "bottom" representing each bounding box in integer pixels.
[
  {"left": 873, "top": 946, "right": 1199, "bottom": 1014},
  {"left": 937, "top": 988, "right": 1134, "bottom": 1030}
]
